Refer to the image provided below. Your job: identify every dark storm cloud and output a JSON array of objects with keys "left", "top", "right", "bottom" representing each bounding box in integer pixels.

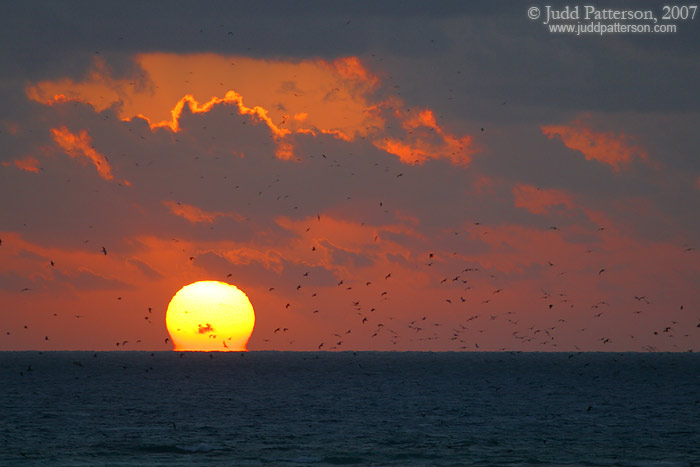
[
  {"left": 0, "top": 0, "right": 492, "bottom": 78},
  {"left": 3, "top": 0, "right": 698, "bottom": 114},
  {"left": 0, "top": 0, "right": 698, "bottom": 167}
]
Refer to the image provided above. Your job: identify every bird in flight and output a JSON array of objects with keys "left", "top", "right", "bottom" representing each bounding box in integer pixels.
[{"left": 101, "top": 246, "right": 107, "bottom": 255}]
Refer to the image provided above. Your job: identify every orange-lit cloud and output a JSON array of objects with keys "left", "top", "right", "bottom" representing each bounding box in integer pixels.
[
  {"left": 163, "top": 200, "right": 245, "bottom": 224},
  {"left": 27, "top": 53, "right": 476, "bottom": 166},
  {"left": 25, "top": 57, "right": 128, "bottom": 114},
  {"left": 327, "top": 56, "right": 379, "bottom": 89},
  {"left": 512, "top": 184, "right": 575, "bottom": 214},
  {"left": 373, "top": 104, "right": 474, "bottom": 165},
  {"left": 274, "top": 140, "right": 295, "bottom": 160},
  {"left": 541, "top": 118, "right": 647, "bottom": 171},
  {"left": 2, "top": 156, "right": 40, "bottom": 173},
  {"left": 274, "top": 214, "right": 423, "bottom": 278},
  {"left": 152, "top": 91, "right": 289, "bottom": 137},
  {"left": 27, "top": 54, "right": 383, "bottom": 141},
  {"left": 50, "top": 127, "right": 114, "bottom": 180}
]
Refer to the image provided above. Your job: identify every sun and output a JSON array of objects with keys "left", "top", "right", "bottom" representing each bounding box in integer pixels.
[{"left": 165, "top": 281, "right": 255, "bottom": 351}]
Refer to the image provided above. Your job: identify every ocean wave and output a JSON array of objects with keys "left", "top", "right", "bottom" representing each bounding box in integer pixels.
[
  {"left": 260, "top": 455, "right": 324, "bottom": 464},
  {"left": 137, "top": 443, "right": 227, "bottom": 454}
]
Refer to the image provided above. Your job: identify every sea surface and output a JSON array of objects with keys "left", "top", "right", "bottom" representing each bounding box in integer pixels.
[{"left": 1, "top": 351, "right": 699, "bottom": 466}]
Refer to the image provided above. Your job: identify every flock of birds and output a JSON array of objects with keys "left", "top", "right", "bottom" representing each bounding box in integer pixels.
[
  {"left": 1, "top": 158, "right": 698, "bottom": 353},
  {"left": 1, "top": 55, "right": 698, "bottom": 353},
  {"left": 255, "top": 240, "right": 699, "bottom": 353}
]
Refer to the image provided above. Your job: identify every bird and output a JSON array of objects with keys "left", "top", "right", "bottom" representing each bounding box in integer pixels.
[
  {"left": 101, "top": 246, "right": 107, "bottom": 255},
  {"left": 598, "top": 269, "right": 606, "bottom": 275}
]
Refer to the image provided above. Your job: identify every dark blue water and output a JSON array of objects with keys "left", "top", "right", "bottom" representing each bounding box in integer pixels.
[{"left": 1, "top": 351, "right": 699, "bottom": 466}]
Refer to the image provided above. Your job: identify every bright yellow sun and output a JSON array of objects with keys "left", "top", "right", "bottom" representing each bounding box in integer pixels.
[{"left": 165, "top": 281, "right": 255, "bottom": 351}]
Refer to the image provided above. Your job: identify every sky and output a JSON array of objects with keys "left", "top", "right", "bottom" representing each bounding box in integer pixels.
[{"left": 1, "top": 1, "right": 699, "bottom": 352}]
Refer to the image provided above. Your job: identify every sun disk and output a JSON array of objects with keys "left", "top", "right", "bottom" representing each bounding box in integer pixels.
[{"left": 165, "top": 281, "right": 255, "bottom": 351}]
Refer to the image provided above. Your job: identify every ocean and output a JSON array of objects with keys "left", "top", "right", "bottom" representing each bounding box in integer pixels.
[{"left": 1, "top": 351, "right": 698, "bottom": 466}]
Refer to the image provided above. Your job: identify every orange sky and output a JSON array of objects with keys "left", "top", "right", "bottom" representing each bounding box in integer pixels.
[{"left": 2, "top": 42, "right": 699, "bottom": 352}]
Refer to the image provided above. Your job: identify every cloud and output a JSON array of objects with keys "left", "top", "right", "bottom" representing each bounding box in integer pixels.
[
  {"left": 27, "top": 53, "right": 476, "bottom": 166},
  {"left": 50, "top": 126, "right": 115, "bottom": 181},
  {"left": 512, "top": 184, "right": 575, "bottom": 215},
  {"left": 2, "top": 156, "right": 40, "bottom": 173},
  {"left": 541, "top": 116, "right": 648, "bottom": 171},
  {"left": 126, "top": 258, "right": 163, "bottom": 281},
  {"left": 373, "top": 106, "right": 474, "bottom": 165},
  {"left": 2, "top": 27, "right": 699, "bottom": 352},
  {"left": 163, "top": 200, "right": 245, "bottom": 224},
  {"left": 26, "top": 54, "right": 382, "bottom": 140}
]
